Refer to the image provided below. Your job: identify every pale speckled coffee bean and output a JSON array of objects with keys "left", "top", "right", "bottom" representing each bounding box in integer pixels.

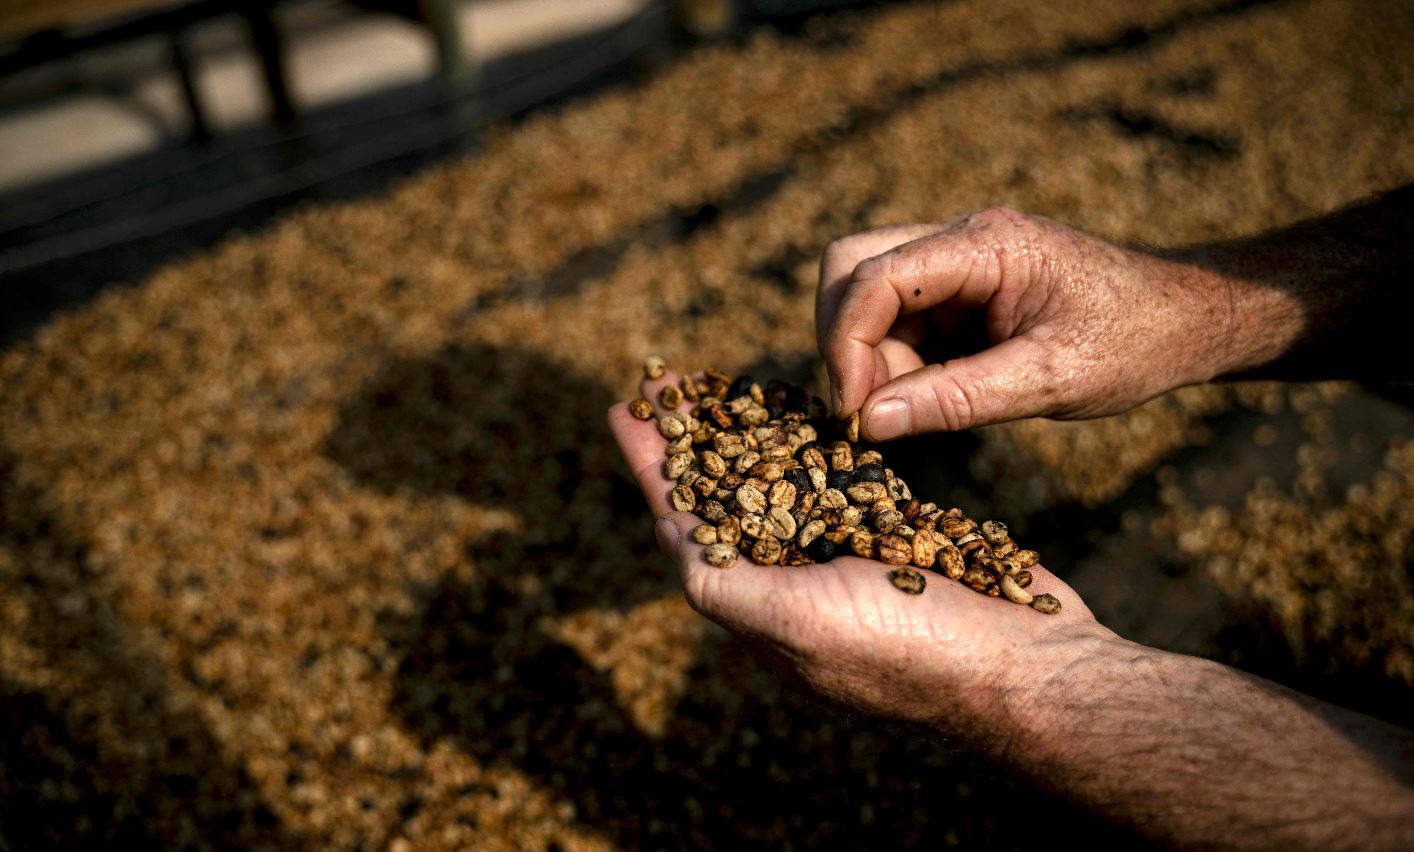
[
  {"left": 750, "top": 537, "right": 782, "bottom": 565},
  {"left": 941, "top": 516, "right": 977, "bottom": 538},
  {"left": 749, "top": 461, "right": 784, "bottom": 483},
  {"left": 680, "top": 375, "right": 700, "bottom": 403},
  {"left": 701, "top": 500, "right": 728, "bottom": 523},
  {"left": 993, "top": 539, "right": 1018, "bottom": 559},
  {"left": 830, "top": 441, "right": 853, "bottom": 472},
  {"left": 671, "top": 485, "right": 696, "bottom": 512},
  {"left": 767, "top": 506, "right": 797, "bottom": 540},
  {"left": 658, "top": 415, "right": 686, "bottom": 440},
  {"left": 1014, "top": 550, "right": 1039, "bottom": 569},
  {"left": 872, "top": 509, "right": 904, "bottom": 533},
  {"left": 701, "top": 450, "right": 727, "bottom": 479},
  {"left": 856, "top": 450, "right": 883, "bottom": 466},
  {"left": 808, "top": 467, "right": 827, "bottom": 494},
  {"left": 740, "top": 513, "right": 768, "bottom": 540},
  {"left": 911, "top": 532, "right": 937, "bottom": 568},
  {"left": 820, "top": 488, "right": 848, "bottom": 510},
  {"left": 644, "top": 355, "right": 666, "bottom": 380},
  {"left": 845, "top": 411, "right": 860, "bottom": 443},
  {"left": 840, "top": 506, "right": 863, "bottom": 527},
  {"left": 665, "top": 433, "right": 693, "bottom": 455},
  {"left": 704, "top": 543, "right": 738, "bottom": 569},
  {"left": 849, "top": 530, "right": 876, "bottom": 559},
  {"left": 886, "top": 477, "right": 911, "bottom": 501},
  {"left": 800, "top": 447, "right": 827, "bottom": 470},
  {"left": 1014, "top": 570, "right": 1032, "bottom": 588},
  {"left": 761, "top": 445, "right": 792, "bottom": 463},
  {"left": 877, "top": 534, "right": 911, "bottom": 566},
  {"left": 629, "top": 398, "right": 655, "bottom": 420},
  {"left": 767, "top": 480, "right": 797, "bottom": 509},
  {"left": 961, "top": 566, "right": 993, "bottom": 592},
  {"left": 999, "top": 574, "right": 1034, "bottom": 605},
  {"left": 937, "top": 545, "right": 965, "bottom": 580},
  {"left": 980, "top": 520, "right": 1009, "bottom": 546},
  {"left": 714, "top": 432, "right": 748, "bottom": 458},
  {"left": 888, "top": 566, "right": 926, "bottom": 595},
  {"left": 733, "top": 450, "right": 762, "bottom": 474},
  {"left": 660, "top": 383, "right": 683, "bottom": 410},
  {"left": 847, "top": 482, "right": 887, "bottom": 504},
  {"left": 665, "top": 452, "right": 695, "bottom": 479},
  {"left": 717, "top": 515, "right": 741, "bottom": 544},
  {"left": 1030, "top": 593, "right": 1062, "bottom": 614},
  {"left": 692, "top": 524, "right": 718, "bottom": 545},
  {"left": 797, "top": 519, "right": 826, "bottom": 548}
]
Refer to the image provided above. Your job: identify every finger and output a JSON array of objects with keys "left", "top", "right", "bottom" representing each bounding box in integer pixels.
[
  {"left": 607, "top": 403, "right": 674, "bottom": 516},
  {"left": 859, "top": 336, "right": 1057, "bottom": 439},
  {"left": 817, "top": 225, "right": 942, "bottom": 409},
  {"left": 877, "top": 337, "right": 925, "bottom": 380},
  {"left": 826, "top": 218, "right": 1023, "bottom": 416}
]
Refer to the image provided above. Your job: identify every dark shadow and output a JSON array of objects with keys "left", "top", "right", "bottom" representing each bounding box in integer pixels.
[{"left": 0, "top": 449, "right": 297, "bottom": 849}]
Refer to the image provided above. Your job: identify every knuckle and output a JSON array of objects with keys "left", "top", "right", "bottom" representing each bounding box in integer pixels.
[{"left": 928, "top": 367, "right": 976, "bottom": 432}]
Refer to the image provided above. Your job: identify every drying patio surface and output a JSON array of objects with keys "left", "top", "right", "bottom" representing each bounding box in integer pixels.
[{"left": 2, "top": 0, "right": 1412, "bottom": 847}]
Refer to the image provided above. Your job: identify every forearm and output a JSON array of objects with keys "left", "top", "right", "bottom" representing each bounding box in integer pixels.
[
  {"left": 995, "top": 631, "right": 1414, "bottom": 849},
  {"left": 1170, "top": 184, "right": 1414, "bottom": 383}
]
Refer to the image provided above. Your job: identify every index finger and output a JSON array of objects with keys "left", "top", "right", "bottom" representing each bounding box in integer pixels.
[{"left": 824, "top": 221, "right": 1007, "bottom": 416}]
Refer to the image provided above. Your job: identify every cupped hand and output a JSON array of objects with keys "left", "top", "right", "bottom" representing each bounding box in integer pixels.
[
  {"left": 817, "top": 207, "right": 1233, "bottom": 440},
  {"left": 607, "top": 369, "right": 1109, "bottom": 745}
]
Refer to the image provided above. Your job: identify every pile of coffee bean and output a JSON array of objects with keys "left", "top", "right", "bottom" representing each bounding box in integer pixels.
[{"left": 629, "top": 358, "right": 1061, "bottom": 614}]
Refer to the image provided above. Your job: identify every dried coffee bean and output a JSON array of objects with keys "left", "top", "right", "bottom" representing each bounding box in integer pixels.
[
  {"left": 823, "top": 527, "right": 853, "bottom": 545},
  {"left": 1014, "top": 570, "right": 1032, "bottom": 588},
  {"left": 726, "top": 375, "right": 755, "bottom": 400},
  {"left": 659, "top": 415, "right": 686, "bottom": 440},
  {"left": 999, "top": 575, "right": 1033, "bottom": 605},
  {"left": 849, "top": 530, "right": 876, "bottom": 559},
  {"left": 993, "top": 539, "right": 1018, "bottom": 559},
  {"left": 889, "top": 566, "right": 926, "bottom": 595},
  {"left": 750, "top": 538, "right": 783, "bottom": 565},
  {"left": 796, "top": 424, "right": 817, "bottom": 444},
  {"left": 808, "top": 467, "right": 827, "bottom": 494},
  {"left": 717, "top": 515, "right": 742, "bottom": 545},
  {"left": 680, "top": 375, "right": 700, "bottom": 403},
  {"left": 1014, "top": 550, "right": 1039, "bottom": 569},
  {"left": 701, "top": 500, "right": 728, "bottom": 523},
  {"left": 692, "top": 476, "right": 718, "bottom": 498},
  {"left": 733, "top": 450, "right": 762, "bottom": 473},
  {"left": 783, "top": 548, "right": 814, "bottom": 567},
  {"left": 767, "top": 480, "right": 797, "bottom": 508},
  {"left": 980, "top": 520, "right": 1009, "bottom": 545},
  {"left": 735, "top": 483, "right": 769, "bottom": 517},
  {"left": 844, "top": 410, "right": 861, "bottom": 443},
  {"left": 826, "top": 470, "right": 853, "bottom": 492},
  {"left": 644, "top": 355, "right": 667, "bottom": 380},
  {"left": 665, "top": 453, "right": 695, "bottom": 479},
  {"left": 671, "top": 485, "right": 696, "bottom": 512},
  {"left": 748, "top": 382, "right": 765, "bottom": 405},
  {"left": 847, "top": 482, "right": 887, "bottom": 504},
  {"left": 873, "top": 509, "right": 904, "bottom": 533},
  {"left": 1031, "top": 593, "right": 1062, "bottom": 614},
  {"left": 784, "top": 467, "right": 811, "bottom": 494},
  {"left": 840, "top": 506, "right": 863, "bottom": 527},
  {"left": 767, "top": 506, "right": 797, "bottom": 540},
  {"left": 937, "top": 545, "right": 966, "bottom": 580},
  {"left": 912, "top": 532, "right": 937, "bottom": 568},
  {"left": 745, "top": 477, "right": 770, "bottom": 495},
  {"left": 805, "top": 536, "right": 838, "bottom": 562},
  {"left": 878, "top": 534, "right": 911, "bottom": 565},
  {"left": 740, "top": 513, "right": 768, "bottom": 540},
  {"left": 708, "top": 405, "right": 734, "bottom": 429},
  {"left": 701, "top": 450, "right": 727, "bottom": 479},
  {"left": 739, "top": 406, "right": 769, "bottom": 427},
  {"left": 725, "top": 396, "right": 753, "bottom": 415},
  {"left": 830, "top": 441, "right": 854, "bottom": 472},
  {"left": 961, "top": 566, "right": 993, "bottom": 592},
  {"left": 665, "top": 433, "right": 693, "bottom": 455},
  {"left": 893, "top": 524, "right": 915, "bottom": 540},
  {"left": 800, "top": 446, "right": 827, "bottom": 470},
  {"left": 660, "top": 383, "right": 684, "bottom": 409},
  {"left": 853, "top": 463, "right": 886, "bottom": 484},
  {"left": 692, "top": 524, "right": 718, "bottom": 545},
  {"left": 714, "top": 432, "right": 747, "bottom": 458},
  {"left": 797, "top": 519, "right": 827, "bottom": 548},
  {"left": 749, "top": 461, "right": 784, "bottom": 482},
  {"left": 900, "top": 498, "right": 922, "bottom": 524},
  {"left": 705, "top": 543, "right": 738, "bottom": 568},
  {"left": 887, "top": 477, "right": 911, "bottom": 501},
  {"left": 629, "top": 398, "right": 655, "bottom": 420},
  {"left": 856, "top": 450, "right": 884, "bottom": 466},
  {"left": 720, "top": 472, "right": 744, "bottom": 490},
  {"left": 819, "top": 488, "right": 848, "bottom": 510},
  {"left": 941, "top": 516, "right": 977, "bottom": 538}
]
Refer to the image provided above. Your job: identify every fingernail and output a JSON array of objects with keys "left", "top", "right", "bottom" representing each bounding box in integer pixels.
[
  {"left": 867, "top": 397, "right": 911, "bottom": 440},
  {"left": 655, "top": 517, "right": 681, "bottom": 552}
]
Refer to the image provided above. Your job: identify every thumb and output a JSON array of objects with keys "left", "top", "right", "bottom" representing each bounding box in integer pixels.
[{"left": 860, "top": 336, "right": 1058, "bottom": 438}]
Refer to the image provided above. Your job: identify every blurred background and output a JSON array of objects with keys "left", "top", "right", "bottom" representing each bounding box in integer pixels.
[{"left": 1, "top": 0, "right": 1412, "bottom": 848}]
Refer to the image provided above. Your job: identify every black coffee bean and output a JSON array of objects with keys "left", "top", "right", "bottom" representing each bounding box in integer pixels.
[
  {"left": 852, "top": 463, "right": 886, "bottom": 484},
  {"left": 827, "top": 470, "right": 852, "bottom": 491},
  {"left": 727, "top": 375, "right": 755, "bottom": 400},
  {"left": 805, "top": 536, "right": 838, "bottom": 563},
  {"left": 784, "top": 467, "right": 811, "bottom": 493}
]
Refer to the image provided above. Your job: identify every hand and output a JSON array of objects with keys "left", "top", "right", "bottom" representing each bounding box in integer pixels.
[
  {"left": 817, "top": 207, "right": 1235, "bottom": 440},
  {"left": 606, "top": 369, "right": 1109, "bottom": 746}
]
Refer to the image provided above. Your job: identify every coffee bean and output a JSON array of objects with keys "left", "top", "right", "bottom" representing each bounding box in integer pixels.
[{"left": 889, "top": 566, "right": 926, "bottom": 595}]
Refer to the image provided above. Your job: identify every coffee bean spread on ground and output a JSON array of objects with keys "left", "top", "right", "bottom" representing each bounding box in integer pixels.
[{"left": 630, "top": 357, "right": 1062, "bottom": 614}]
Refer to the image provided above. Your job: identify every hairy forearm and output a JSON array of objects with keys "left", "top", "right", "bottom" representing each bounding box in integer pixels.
[
  {"left": 1171, "top": 184, "right": 1414, "bottom": 383},
  {"left": 997, "top": 631, "right": 1414, "bottom": 849}
]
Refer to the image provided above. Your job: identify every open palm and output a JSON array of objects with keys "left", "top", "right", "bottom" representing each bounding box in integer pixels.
[{"left": 607, "top": 368, "right": 1105, "bottom": 736}]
